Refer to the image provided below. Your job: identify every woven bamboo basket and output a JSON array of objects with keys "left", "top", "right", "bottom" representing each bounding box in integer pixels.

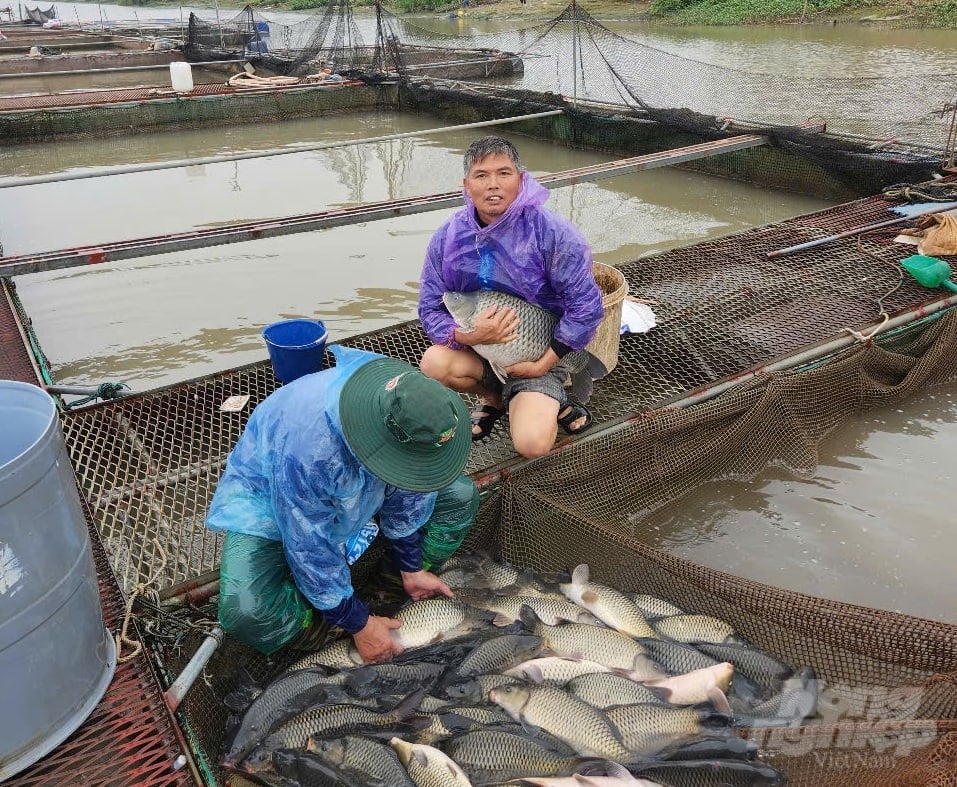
[{"left": 585, "top": 261, "right": 627, "bottom": 377}]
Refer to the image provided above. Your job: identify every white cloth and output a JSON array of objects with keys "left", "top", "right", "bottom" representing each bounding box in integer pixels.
[{"left": 621, "top": 299, "right": 657, "bottom": 334}]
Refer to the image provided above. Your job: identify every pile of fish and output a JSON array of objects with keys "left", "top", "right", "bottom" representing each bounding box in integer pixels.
[{"left": 222, "top": 553, "right": 818, "bottom": 786}]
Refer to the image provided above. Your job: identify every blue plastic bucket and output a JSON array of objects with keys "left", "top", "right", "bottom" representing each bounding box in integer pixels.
[{"left": 262, "top": 319, "right": 328, "bottom": 383}]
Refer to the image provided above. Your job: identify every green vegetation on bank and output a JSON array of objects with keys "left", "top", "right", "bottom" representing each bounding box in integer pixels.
[
  {"left": 648, "top": 0, "right": 957, "bottom": 26},
  {"left": 101, "top": 0, "right": 957, "bottom": 25}
]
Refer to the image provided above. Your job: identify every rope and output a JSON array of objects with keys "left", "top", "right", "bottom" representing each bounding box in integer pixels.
[
  {"left": 841, "top": 229, "right": 904, "bottom": 343},
  {"left": 115, "top": 538, "right": 168, "bottom": 664},
  {"left": 226, "top": 72, "right": 345, "bottom": 89},
  {"left": 882, "top": 182, "right": 957, "bottom": 203},
  {"left": 64, "top": 382, "right": 130, "bottom": 409}
]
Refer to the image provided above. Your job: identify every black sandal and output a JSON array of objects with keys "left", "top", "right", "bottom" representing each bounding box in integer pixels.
[
  {"left": 557, "top": 399, "right": 593, "bottom": 435},
  {"left": 470, "top": 403, "right": 504, "bottom": 441}
]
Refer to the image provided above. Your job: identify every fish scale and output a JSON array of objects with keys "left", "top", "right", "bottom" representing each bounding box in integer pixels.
[
  {"left": 443, "top": 729, "right": 592, "bottom": 784},
  {"left": 223, "top": 669, "right": 351, "bottom": 766},
  {"left": 390, "top": 738, "right": 474, "bottom": 787},
  {"left": 504, "top": 656, "right": 617, "bottom": 686},
  {"left": 604, "top": 704, "right": 724, "bottom": 756},
  {"left": 566, "top": 672, "right": 665, "bottom": 709},
  {"left": 393, "top": 598, "right": 492, "bottom": 649},
  {"left": 521, "top": 608, "right": 662, "bottom": 677},
  {"left": 243, "top": 693, "right": 423, "bottom": 772},
  {"left": 651, "top": 613, "right": 745, "bottom": 645},
  {"left": 489, "top": 683, "right": 631, "bottom": 761},
  {"left": 442, "top": 290, "right": 601, "bottom": 382},
  {"left": 560, "top": 564, "right": 658, "bottom": 639},
  {"left": 454, "top": 633, "right": 544, "bottom": 677},
  {"left": 303, "top": 735, "right": 417, "bottom": 787},
  {"left": 457, "top": 590, "right": 603, "bottom": 627}
]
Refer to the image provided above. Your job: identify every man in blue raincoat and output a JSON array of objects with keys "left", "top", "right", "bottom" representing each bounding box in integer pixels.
[
  {"left": 205, "top": 345, "right": 478, "bottom": 662},
  {"left": 418, "top": 136, "right": 604, "bottom": 459}
]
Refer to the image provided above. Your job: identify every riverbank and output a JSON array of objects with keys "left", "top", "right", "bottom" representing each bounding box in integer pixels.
[
  {"left": 85, "top": 0, "right": 957, "bottom": 26},
  {"left": 437, "top": 0, "right": 957, "bottom": 25}
]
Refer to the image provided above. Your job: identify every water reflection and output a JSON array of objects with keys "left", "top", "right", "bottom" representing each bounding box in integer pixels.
[{"left": 637, "top": 384, "right": 955, "bottom": 621}]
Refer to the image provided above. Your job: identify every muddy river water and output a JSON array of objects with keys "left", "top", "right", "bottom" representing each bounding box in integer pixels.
[{"left": 2, "top": 2, "right": 953, "bottom": 622}]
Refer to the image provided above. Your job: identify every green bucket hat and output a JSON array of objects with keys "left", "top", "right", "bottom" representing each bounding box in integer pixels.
[{"left": 339, "top": 358, "right": 471, "bottom": 492}]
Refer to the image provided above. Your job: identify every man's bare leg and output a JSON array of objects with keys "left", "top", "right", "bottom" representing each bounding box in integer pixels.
[{"left": 508, "top": 391, "right": 561, "bottom": 459}]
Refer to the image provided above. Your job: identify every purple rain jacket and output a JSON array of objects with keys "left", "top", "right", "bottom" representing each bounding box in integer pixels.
[{"left": 418, "top": 171, "right": 603, "bottom": 356}]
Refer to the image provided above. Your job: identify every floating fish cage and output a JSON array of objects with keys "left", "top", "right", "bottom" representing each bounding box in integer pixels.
[{"left": 2, "top": 182, "right": 949, "bottom": 786}]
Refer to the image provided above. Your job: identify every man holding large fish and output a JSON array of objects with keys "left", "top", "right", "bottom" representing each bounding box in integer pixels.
[
  {"left": 205, "top": 345, "right": 478, "bottom": 662},
  {"left": 419, "top": 136, "right": 605, "bottom": 458}
]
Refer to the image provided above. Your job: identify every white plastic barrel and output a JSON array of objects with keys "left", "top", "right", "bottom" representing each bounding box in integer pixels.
[
  {"left": 170, "top": 61, "right": 194, "bottom": 93},
  {"left": 0, "top": 381, "right": 116, "bottom": 781}
]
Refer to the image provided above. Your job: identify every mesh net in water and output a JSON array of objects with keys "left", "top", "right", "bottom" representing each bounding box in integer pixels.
[{"left": 185, "top": 2, "right": 955, "bottom": 157}]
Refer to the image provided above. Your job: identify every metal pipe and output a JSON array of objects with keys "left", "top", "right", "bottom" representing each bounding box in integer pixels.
[
  {"left": 0, "top": 111, "right": 564, "bottom": 189},
  {"left": 163, "top": 626, "right": 224, "bottom": 713},
  {"left": 160, "top": 579, "right": 219, "bottom": 608},
  {"left": 0, "top": 59, "right": 243, "bottom": 79},
  {"left": 662, "top": 294, "right": 957, "bottom": 410},
  {"left": 45, "top": 384, "right": 132, "bottom": 397},
  {"left": 766, "top": 202, "right": 957, "bottom": 258}
]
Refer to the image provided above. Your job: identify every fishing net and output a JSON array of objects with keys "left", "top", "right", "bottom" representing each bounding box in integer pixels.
[
  {"left": 183, "top": 2, "right": 955, "bottom": 153},
  {"left": 59, "top": 297, "right": 957, "bottom": 787},
  {"left": 164, "top": 0, "right": 955, "bottom": 201},
  {"left": 480, "top": 314, "right": 957, "bottom": 784},
  {"left": 27, "top": 167, "right": 951, "bottom": 784}
]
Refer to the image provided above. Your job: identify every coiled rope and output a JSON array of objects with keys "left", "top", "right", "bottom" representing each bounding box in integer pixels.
[
  {"left": 882, "top": 182, "right": 957, "bottom": 203},
  {"left": 226, "top": 71, "right": 345, "bottom": 89},
  {"left": 116, "top": 537, "right": 168, "bottom": 664},
  {"left": 63, "top": 382, "right": 130, "bottom": 409}
]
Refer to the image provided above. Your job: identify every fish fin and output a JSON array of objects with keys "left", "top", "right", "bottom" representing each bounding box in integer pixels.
[
  {"left": 642, "top": 684, "right": 674, "bottom": 704},
  {"left": 490, "top": 361, "right": 508, "bottom": 384},
  {"left": 580, "top": 589, "right": 599, "bottom": 605},
  {"left": 436, "top": 711, "right": 478, "bottom": 736},
  {"left": 222, "top": 666, "right": 262, "bottom": 712},
  {"left": 708, "top": 686, "right": 733, "bottom": 715},
  {"left": 695, "top": 707, "right": 734, "bottom": 728},
  {"left": 568, "top": 367, "right": 595, "bottom": 404},
  {"left": 518, "top": 604, "right": 544, "bottom": 633},
  {"left": 572, "top": 563, "right": 589, "bottom": 585},
  {"left": 411, "top": 749, "right": 429, "bottom": 768},
  {"left": 594, "top": 761, "right": 631, "bottom": 779},
  {"left": 492, "top": 612, "right": 516, "bottom": 627},
  {"left": 632, "top": 653, "right": 668, "bottom": 681},
  {"left": 584, "top": 350, "right": 608, "bottom": 381},
  {"left": 391, "top": 687, "right": 428, "bottom": 720},
  {"left": 655, "top": 732, "right": 758, "bottom": 763},
  {"left": 523, "top": 663, "right": 545, "bottom": 684}
]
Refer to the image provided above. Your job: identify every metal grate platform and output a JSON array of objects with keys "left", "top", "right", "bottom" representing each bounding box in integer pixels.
[
  {"left": 0, "top": 80, "right": 363, "bottom": 112},
  {"left": 0, "top": 277, "right": 39, "bottom": 383},
  {"left": 57, "top": 181, "right": 957, "bottom": 599}
]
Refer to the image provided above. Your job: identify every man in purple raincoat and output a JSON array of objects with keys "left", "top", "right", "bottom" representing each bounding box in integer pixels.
[{"left": 418, "top": 136, "right": 604, "bottom": 459}]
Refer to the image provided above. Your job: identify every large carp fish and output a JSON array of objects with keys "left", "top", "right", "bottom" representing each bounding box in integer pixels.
[{"left": 442, "top": 290, "right": 607, "bottom": 384}]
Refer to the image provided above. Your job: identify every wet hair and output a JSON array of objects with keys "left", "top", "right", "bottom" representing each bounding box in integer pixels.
[{"left": 463, "top": 136, "right": 523, "bottom": 175}]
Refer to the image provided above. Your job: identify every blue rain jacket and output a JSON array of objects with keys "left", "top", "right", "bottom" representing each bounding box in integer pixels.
[
  {"left": 418, "top": 171, "right": 603, "bottom": 353},
  {"left": 206, "top": 345, "right": 436, "bottom": 625}
]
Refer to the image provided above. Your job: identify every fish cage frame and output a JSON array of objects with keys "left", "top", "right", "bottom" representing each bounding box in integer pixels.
[{"left": 12, "top": 181, "right": 953, "bottom": 784}]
